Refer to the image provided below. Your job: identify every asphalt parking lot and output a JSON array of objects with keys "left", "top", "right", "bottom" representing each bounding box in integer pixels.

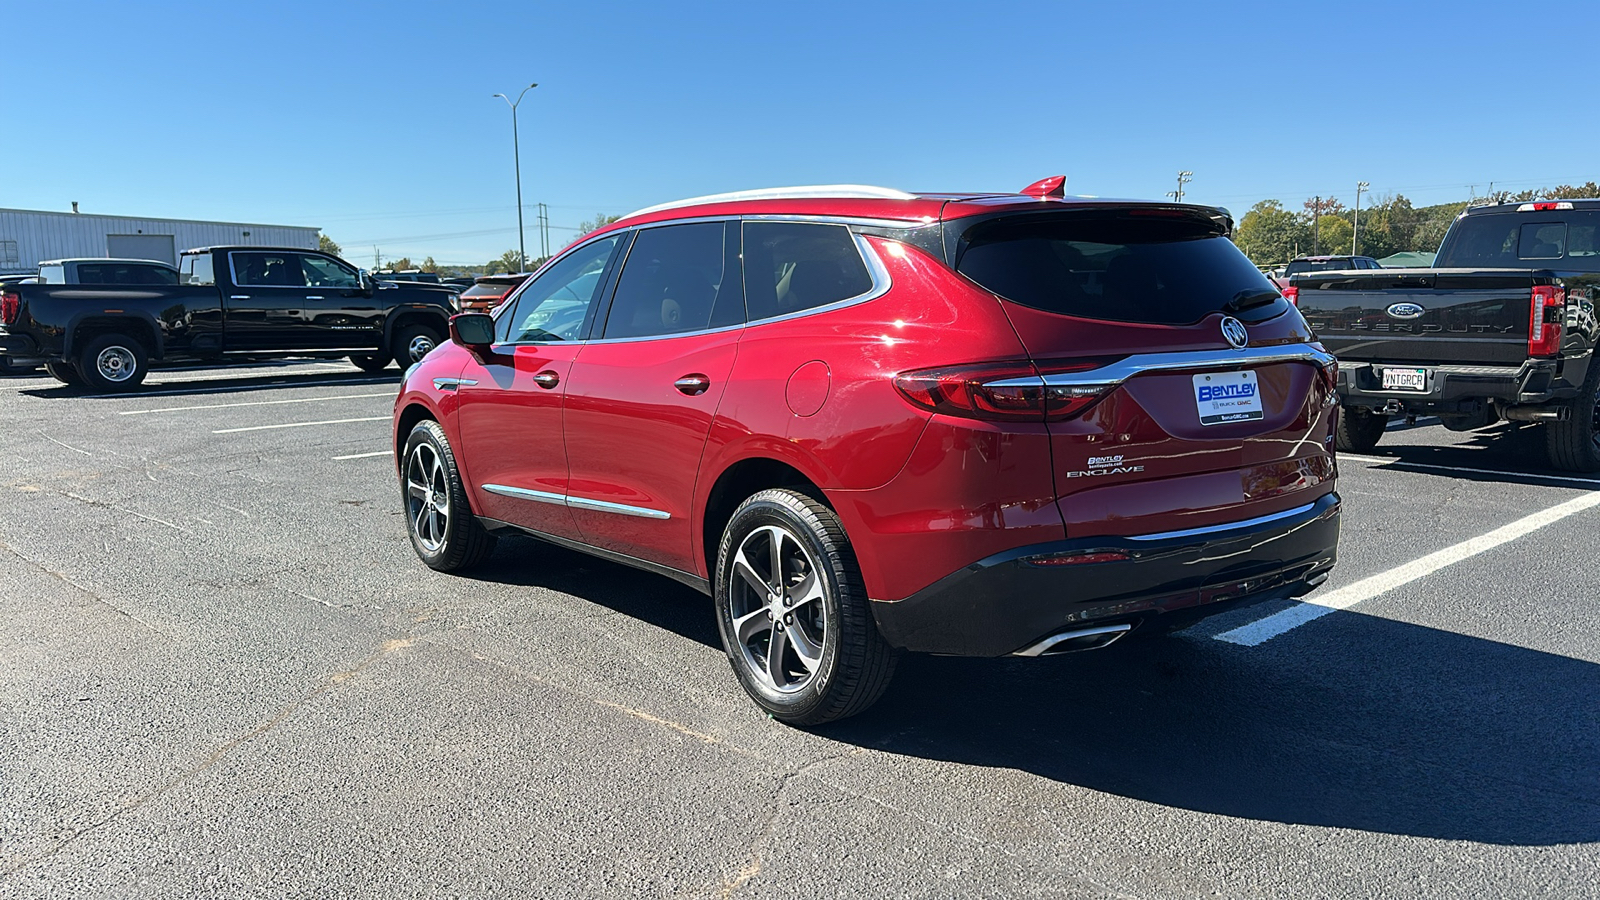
[{"left": 2, "top": 361, "right": 1597, "bottom": 899}]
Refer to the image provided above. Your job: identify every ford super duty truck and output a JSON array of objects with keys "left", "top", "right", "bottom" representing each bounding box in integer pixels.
[
  {"left": 0, "top": 246, "right": 455, "bottom": 391},
  {"left": 1292, "top": 199, "right": 1599, "bottom": 470}
]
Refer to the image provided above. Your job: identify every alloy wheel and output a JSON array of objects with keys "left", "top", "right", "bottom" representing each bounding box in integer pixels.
[
  {"left": 728, "top": 524, "right": 829, "bottom": 694},
  {"left": 406, "top": 442, "right": 451, "bottom": 553}
]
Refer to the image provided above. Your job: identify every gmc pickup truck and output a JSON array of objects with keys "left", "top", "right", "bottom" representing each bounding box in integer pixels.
[
  {"left": 1293, "top": 199, "right": 1599, "bottom": 470},
  {"left": 0, "top": 246, "right": 455, "bottom": 391}
]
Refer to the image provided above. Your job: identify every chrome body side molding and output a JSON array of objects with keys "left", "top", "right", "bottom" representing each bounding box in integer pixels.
[{"left": 481, "top": 484, "right": 670, "bottom": 520}]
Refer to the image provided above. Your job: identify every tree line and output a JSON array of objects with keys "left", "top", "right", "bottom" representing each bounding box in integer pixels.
[
  {"left": 1234, "top": 182, "right": 1599, "bottom": 267},
  {"left": 316, "top": 213, "right": 623, "bottom": 278}
]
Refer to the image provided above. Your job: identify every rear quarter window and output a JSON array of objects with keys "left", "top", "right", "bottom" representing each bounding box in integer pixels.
[
  {"left": 956, "top": 212, "right": 1286, "bottom": 326},
  {"left": 742, "top": 222, "right": 874, "bottom": 321}
]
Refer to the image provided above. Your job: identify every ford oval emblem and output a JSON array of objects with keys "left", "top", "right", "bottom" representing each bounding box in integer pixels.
[
  {"left": 1220, "top": 316, "right": 1249, "bottom": 349},
  {"left": 1387, "top": 302, "right": 1425, "bottom": 320}
]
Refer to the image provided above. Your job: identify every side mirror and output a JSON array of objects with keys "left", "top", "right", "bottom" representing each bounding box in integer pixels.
[
  {"left": 358, "top": 269, "right": 374, "bottom": 294},
  {"left": 450, "top": 312, "right": 496, "bottom": 350}
]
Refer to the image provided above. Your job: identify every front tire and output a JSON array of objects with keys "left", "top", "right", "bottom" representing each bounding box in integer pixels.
[
  {"left": 401, "top": 420, "right": 496, "bottom": 571},
  {"left": 1546, "top": 361, "right": 1600, "bottom": 472},
  {"left": 77, "top": 334, "right": 148, "bottom": 392},
  {"left": 349, "top": 353, "right": 392, "bottom": 373},
  {"left": 391, "top": 323, "right": 443, "bottom": 369},
  {"left": 1335, "top": 405, "right": 1387, "bottom": 453},
  {"left": 45, "top": 360, "right": 84, "bottom": 386},
  {"left": 714, "top": 489, "right": 897, "bottom": 726}
]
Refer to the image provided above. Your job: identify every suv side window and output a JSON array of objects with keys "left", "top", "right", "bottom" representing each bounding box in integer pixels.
[
  {"left": 602, "top": 222, "right": 743, "bottom": 339},
  {"left": 300, "top": 254, "right": 359, "bottom": 288},
  {"left": 496, "top": 235, "right": 623, "bottom": 343},
  {"left": 742, "top": 222, "right": 873, "bottom": 321},
  {"left": 234, "top": 252, "right": 308, "bottom": 287}
]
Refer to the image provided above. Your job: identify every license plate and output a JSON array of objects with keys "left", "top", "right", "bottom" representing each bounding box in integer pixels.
[
  {"left": 1193, "top": 370, "right": 1263, "bottom": 426},
  {"left": 1381, "top": 367, "right": 1427, "bottom": 391}
]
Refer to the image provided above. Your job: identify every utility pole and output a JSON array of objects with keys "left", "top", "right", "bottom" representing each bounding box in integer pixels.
[
  {"left": 1175, "top": 170, "right": 1193, "bottom": 202},
  {"left": 493, "top": 83, "right": 538, "bottom": 271},
  {"left": 1312, "top": 195, "right": 1321, "bottom": 255},
  {"left": 1353, "top": 181, "right": 1370, "bottom": 256},
  {"left": 373, "top": 246, "right": 381, "bottom": 269},
  {"left": 537, "top": 202, "right": 550, "bottom": 259}
]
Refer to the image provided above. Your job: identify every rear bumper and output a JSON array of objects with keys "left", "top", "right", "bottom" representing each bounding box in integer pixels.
[
  {"left": 1336, "top": 358, "right": 1588, "bottom": 412},
  {"left": 869, "top": 491, "right": 1340, "bottom": 656},
  {"left": 0, "top": 332, "right": 42, "bottom": 361}
]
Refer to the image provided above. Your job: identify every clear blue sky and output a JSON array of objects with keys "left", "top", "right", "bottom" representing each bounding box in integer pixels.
[{"left": 5, "top": 0, "right": 1596, "bottom": 266}]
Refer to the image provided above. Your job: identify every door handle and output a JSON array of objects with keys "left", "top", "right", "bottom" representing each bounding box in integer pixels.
[
  {"left": 674, "top": 374, "right": 710, "bottom": 396},
  {"left": 532, "top": 370, "right": 560, "bottom": 390}
]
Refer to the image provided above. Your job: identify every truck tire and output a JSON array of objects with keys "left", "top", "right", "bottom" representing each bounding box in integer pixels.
[
  {"left": 45, "top": 360, "right": 84, "bottom": 386},
  {"left": 1335, "top": 405, "right": 1388, "bottom": 453},
  {"left": 1546, "top": 362, "right": 1600, "bottom": 472},
  {"left": 391, "top": 323, "right": 443, "bottom": 369},
  {"left": 77, "top": 333, "right": 149, "bottom": 392},
  {"left": 348, "top": 353, "right": 392, "bottom": 373}
]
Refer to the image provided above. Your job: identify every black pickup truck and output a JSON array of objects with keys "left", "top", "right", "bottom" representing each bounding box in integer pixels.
[
  {"left": 1293, "top": 200, "right": 1600, "bottom": 470},
  {"left": 0, "top": 246, "right": 455, "bottom": 391}
]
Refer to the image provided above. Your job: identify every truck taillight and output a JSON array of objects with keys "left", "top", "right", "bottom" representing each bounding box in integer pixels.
[
  {"left": 893, "top": 358, "right": 1117, "bottom": 422},
  {"left": 0, "top": 289, "right": 18, "bottom": 325},
  {"left": 1529, "top": 285, "right": 1565, "bottom": 357},
  {"left": 1283, "top": 286, "right": 1299, "bottom": 306}
]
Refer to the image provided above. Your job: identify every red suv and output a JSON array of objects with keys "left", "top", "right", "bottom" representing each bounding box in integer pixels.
[{"left": 393, "top": 181, "right": 1341, "bottom": 725}]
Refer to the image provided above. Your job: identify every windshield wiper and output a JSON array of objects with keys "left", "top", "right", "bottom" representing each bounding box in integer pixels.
[{"left": 1224, "top": 289, "right": 1282, "bottom": 313}]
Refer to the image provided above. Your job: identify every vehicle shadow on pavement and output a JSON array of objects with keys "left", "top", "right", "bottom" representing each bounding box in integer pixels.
[
  {"left": 1358, "top": 421, "right": 1591, "bottom": 483},
  {"left": 18, "top": 370, "right": 399, "bottom": 400},
  {"left": 820, "top": 614, "right": 1600, "bottom": 846}
]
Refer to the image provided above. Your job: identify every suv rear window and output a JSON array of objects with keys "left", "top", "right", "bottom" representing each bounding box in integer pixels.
[
  {"left": 956, "top": 212, "right": 1286, "bottom": 325},
  {"left": 461, "top": 282, "right": 513, "bottom": 299},
  {"left": 1437, "top": 210, "right": 1600, "bottom": 271}
]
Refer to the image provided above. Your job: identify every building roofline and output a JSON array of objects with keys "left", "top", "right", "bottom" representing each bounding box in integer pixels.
[{"left": 0, "top": 207, "right": 320, "bottom": 232}]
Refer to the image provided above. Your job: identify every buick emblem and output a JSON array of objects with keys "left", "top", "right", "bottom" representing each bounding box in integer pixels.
[
  {"left": 1220, "top": 316, "right": 1249, "bottom": 349},
  {"left": 1386, "top": 302, "right": 1425, "bottom": 320}
]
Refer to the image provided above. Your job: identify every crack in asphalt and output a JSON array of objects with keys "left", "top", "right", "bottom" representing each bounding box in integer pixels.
[{"left": 0, "top": 539, "right": 167, "bottom": 637}]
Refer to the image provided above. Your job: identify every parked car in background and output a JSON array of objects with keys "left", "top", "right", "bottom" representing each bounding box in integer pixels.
[
  {"left": 1294, "top": 199, "right": 1600, "bottom": 469},
  {"left": 37, "top": 258, "right": 180, "bottom": 285},
  {"left": 457, "top": 273, "right": 529, "bottom": 311},
  {"left": 0, "top": 246, "right": 455, "bottom": 390},
  {"left": 1271, "top": 255, "right": 1382, "bottom": 290},
  {"left": 393, "top": 180, "right": 1341, "bottom": 725},
  {"left": 441, "top": 276, "right": 477, "bottom": 290},
  {"left": 375, "top": 269, "right": 443, "bottom": 285}
]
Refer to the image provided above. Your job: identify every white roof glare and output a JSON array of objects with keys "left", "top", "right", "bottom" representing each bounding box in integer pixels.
[{"left": 623, "top": 185, "right": 916, "bottom": 220}]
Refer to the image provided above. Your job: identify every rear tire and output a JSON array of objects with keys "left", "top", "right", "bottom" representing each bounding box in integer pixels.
[
  {"left": 349, "top": 353, "right": 392, "bottom": 373},
  {"left": 1546, "top": 361, "right": 1600, "bottom": 472},
  {"left": 713, "top": 488, "right": 897, "bottom": 726},
  {"left": 45, "top": 360, "right": 84, "bottom": 386},
  {"left": 401, "top": 420, "right": 497, "bottom": 571},
  {"left": 76, "top": 333, "right": 148, "bottom": 392},
  {"left": 391, "top": 323, "right": 443, "bottom": 369},
  {"left": 1335, "top": 405, "right": 1388, "bottom": 453}
]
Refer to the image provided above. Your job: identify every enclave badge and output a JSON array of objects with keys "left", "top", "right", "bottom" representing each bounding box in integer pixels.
[{"left": 1220, "top": 316, "right": 1249, "bottom": 349}]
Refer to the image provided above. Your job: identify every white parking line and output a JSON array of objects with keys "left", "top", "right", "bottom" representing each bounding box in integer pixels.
[
  {"left": 81, "top": 377, "right": 395, "bottom": 400},
  {"left": 121, "top": 392, "right": 393, "bottom": 416},
  {"left": 331, "top": 450, "right": 392, "bottom": 460},
  {"left": 1339, "top": 454, "right": 1600, "bottom": 486},
  {"left": 1214, "top": 489, "right": 1600, "bottom": 646},
  {"left": 213, "top": 416, "right": 389, "bottom": 434}
]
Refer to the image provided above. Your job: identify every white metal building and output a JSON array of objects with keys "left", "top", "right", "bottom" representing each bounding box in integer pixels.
[{"left": 0, "top": 208, "right": 320, "bottom": 274}]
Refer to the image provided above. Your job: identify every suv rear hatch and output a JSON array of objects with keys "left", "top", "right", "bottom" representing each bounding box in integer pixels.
[{"left": 950, "top": 206, "right": 1338, "bottom": 539}]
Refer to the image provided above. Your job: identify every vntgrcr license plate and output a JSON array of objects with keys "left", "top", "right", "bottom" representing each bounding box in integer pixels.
[{"left": 1381, "top": 367, "right": 1427, "bottom": 391}]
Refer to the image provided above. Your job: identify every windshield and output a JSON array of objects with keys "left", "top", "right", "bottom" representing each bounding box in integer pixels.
[
  {"left": 1286, "top": 258, "right": 1354, "bottom": 275},
  {"left": 1436, "top": 210, "right": 1600, "bottom": 271}
]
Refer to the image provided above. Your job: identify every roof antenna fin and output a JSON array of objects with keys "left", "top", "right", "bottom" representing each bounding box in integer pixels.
[{"left": 1020, "top": 176, "right": 1067, "bottom": 198}]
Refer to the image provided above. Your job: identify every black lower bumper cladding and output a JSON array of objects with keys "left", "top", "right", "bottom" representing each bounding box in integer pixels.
[{"left": 870, "top": 492, "right": 1340, "bottom": 656}]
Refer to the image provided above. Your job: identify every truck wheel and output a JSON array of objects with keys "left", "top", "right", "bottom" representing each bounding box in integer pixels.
[
  {"left": 713, "top": 488, "right": 898, "bottom": 726},
  {"left": 348, "top": 353, "right": 392, "bottom": 373},
  {"left": 45, "top": 360, "right": 84, "bottom": 386},
  {"left": 1546, "top": 362, "right": 1600, "bottom": 472},
  {"left": 77, "top": 334, "right": 148, "bottom": 392},
  {"left": 391, "top": 324, "right": 442, "bottom": 368},
  {"left": 1335, "top": 406, "right": 1388, "bottom": 453},
  {"left": 401, "top": 420, "right": 497, "bottom": 571}
]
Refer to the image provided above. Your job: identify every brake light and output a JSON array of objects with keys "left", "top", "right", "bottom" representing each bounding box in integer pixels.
[
  {"left": 1529, "top": 285, "right": 1566, "bottom": 357},
  {"left": 893, "top": 359, "right": 1116, "bottom": 422},
  {"left": 1517, "top": 202, "right": 1575, "bottom": 211},
  {"left": 1283, "top": 285, "right": 1299, "bottom": 306},
  {"left": 0, "top": 289, "right": 18, "bottom": 325}
]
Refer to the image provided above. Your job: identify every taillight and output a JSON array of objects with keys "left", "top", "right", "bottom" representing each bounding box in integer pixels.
[
  {"left": 1517, "top": 201, "right": 1574, "bottom": 211},
  {"left": 1283, "top": 285, "right": 1299, "bottom": 306},
  {"left": 1529, "top": 285, "right": 1565, "bottom": 357},
  {"left": 893, "top": 359, "right": 1116, "bottom": 422},
  {"left": 0, "top": 289, "right": 18, "bottom": 325}
]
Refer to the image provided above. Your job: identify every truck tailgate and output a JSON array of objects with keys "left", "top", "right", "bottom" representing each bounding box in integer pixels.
[{"left": 1295, "top": 268, "right": 1540, "bottom": 365}]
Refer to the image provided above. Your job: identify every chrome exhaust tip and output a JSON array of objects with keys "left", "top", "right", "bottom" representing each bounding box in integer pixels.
[{"left": 1012, "top": 623, "right": 1133, "bottom": 657}]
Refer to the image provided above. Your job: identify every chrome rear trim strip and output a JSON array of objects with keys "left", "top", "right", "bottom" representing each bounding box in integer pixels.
[
  {"left": 1126, "top": 501, "right": 1317, "bottom": 542},
  {"left": 985, "top": 344, "right": 1336, "bottom": 389},
  {"left": 481, "top": 484, "right": 671, "bottom": 520}
]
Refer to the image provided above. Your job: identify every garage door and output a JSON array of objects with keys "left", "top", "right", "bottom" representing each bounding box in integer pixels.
[{"left": 106, "top": 234, "right": 177, "bottom": 265}]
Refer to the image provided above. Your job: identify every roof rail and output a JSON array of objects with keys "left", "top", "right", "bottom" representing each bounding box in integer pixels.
[{"left": 623, "top": 185, "right": 917, "bottom": 221}]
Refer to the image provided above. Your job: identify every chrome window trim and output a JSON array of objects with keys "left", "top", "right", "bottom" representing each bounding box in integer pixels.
[
  {"left": 1126, "top": 501, "right": 1317, "bottom": 542},
  {"left": 983, "top": 344, "right": 1336, "bottom": 389},
  {"left": 481, "top": 483, "right": 671, "bottom": 520}
]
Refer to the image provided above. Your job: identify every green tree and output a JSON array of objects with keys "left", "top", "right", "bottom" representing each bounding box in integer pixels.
[
  {"left": 1412, "top": 201, "right": 1469, "bottom": 254},
  {"left": 421, "top": 256, "right": 438, "bottom": 273},
  {"left": 1314, "top": 215, "right": 1354, "bottom": 256},
  {"left": 389, "top": 257, "right": 413, "bottom": 271},
  {"left": 576, "top": 213, "right": 622, "bottom": 235},
  {"left": 1235, "top": 200, "right": 1306, "bottom": 266},
  {"left": 1352, "top": 194, "right": 1419, "bottom": 259},
  {"left": 318, "top": 233, "right": 342, "bottom": 256},
  {"left": 485, "top": 249, "right": 524, "bottom": 274}
]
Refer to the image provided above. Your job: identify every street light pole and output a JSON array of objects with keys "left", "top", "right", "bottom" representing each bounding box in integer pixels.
[
  {"left": 1353, "top": 181, "right": 1370, "bottom": 256},
  {"left": 493, "top": 83, "right": 538, "bottom": 271},
  {"left": 1176, "top": 170, "right": 1193, "bottom": 202}
]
